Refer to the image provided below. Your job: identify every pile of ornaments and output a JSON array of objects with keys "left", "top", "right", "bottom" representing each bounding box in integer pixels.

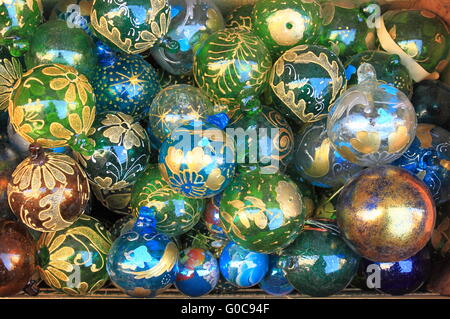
[{"left": 0, "top": 0, "right": 450, "bottom": 298}]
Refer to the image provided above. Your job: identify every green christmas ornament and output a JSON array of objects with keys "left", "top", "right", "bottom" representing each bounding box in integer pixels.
[
  {"left": 228, "top": 104, "right": 294, "bottom": 173},
  {"left": 130, "top": 164, "right": 205, "bottom": 237},
  {"left": 90, "top": 0, "right": 174, "bottom": 55},
  {"left": 270, "top": 44, "right": 347, "bottom": 125},
  {"left": 0, "top": 46, "right": 23, "bottom": 112},
  {"left": 36, "top": 215, "right": 112, "bottom": 295},
  {"left": 226, "top": 4, "right": 253, "bottom": 30},
  {"left": 75, "top": 112, "right": 151, "bottom": 191},
  {"left": 251, "top": 0, "right": 322, "bottom": 57},
  {"left": 345, "top": 50, "right": 413, "bottom": 97},
  {"left": 281, "top": 220, "right": 360, "bottom": 297},
  {"left": 9, "top": 63, "right": 96, "bottom": 157},
  {"left": 377, "top": 9, "right": 450, "bottom": 82},
  {"left": 316, "top": 1, "right": 376, "bottom": 63},
  {"left": 24, "top": 20, "right": 98, "bottom": 80},
  {"left": 193, "top": 27, "right": 272, "bottom": 110},
  {"left": 0, "top": 0, "right": 44, "bottom": 57},
  {"left": 220, "top": 169, "right": 306, "bottom": 254}
]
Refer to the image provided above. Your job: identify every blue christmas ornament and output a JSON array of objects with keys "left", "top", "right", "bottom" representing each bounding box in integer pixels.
[
  {"left": 393, "top": 124, "right": 450, "bottom": 204},
  {"left": 95, "top": 40, "right": 117, "bottom": 67},
  {"left": 106, "top": 207, "right": 179, "bottom": 298},
  {"left": 219, "top": 241, "right": 269, "bottom": 288},
  {"left": 92, "top": 53, "right": 160, "bottom": 121},
  {"left": 259, "top": 255, "right": 294, "bottom": 296},
  {"left": 158, "top": 118, "right": 236, "bottom": 199},
  {"left": 361, "top": 247, "right": 431, "bottom": 295},
  {"left": 175, "top": 248, "right": 219, "bottom": 297}
]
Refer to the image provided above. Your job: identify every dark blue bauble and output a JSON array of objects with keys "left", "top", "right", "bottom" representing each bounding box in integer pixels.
[
  {"left": 361, "top": 247, "right": 432, "bottom": 295},
  {"left": 259, "top": 255, "right": 294, "bottom": 296},
  {"left": 413, "top": 80, "right": 450, "bottom": 132},
  {"left": 106, "top": 207, "right": 179, "bottom": 298},
  {"left": 175, "top": 248, "right": 219, "bottom": 297},
  {"left": 393, "top": 124, "right": 450, "bottom": 204},
  {"left": 95, "top": 40, "right": 117, "bottom": 67},
  {"left": 219, "top": 241, "right": 268, "bottom": 288},
  {"left": 92, "top": 54, "right": 160, "bottom": 121}
]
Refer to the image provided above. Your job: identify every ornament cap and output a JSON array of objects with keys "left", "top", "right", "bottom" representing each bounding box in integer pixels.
[
  {"left": 357, "top": 63, "right": 378, "bottom": 84},
  {"left": 206, "top": 113, "right": 230, "bottom": 130},
  {"left": 159, "top": 37, "right": 180, "bottom": 54},
  {"left": 29, "top": 143, "right": 46, "bottom": 164}
]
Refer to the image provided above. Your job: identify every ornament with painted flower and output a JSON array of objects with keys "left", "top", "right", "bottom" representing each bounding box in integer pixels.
[
  {"left": 220, "top": 169, "right": 306, "bottom": 254},
  {"left": 158, "top": 120, "right": 236, "bottom": 199},
  {"left": 8, "top": 63, "right": 96, "bottom": 157},
  {"left": 327, "top": 63, "right": 417, "bottom": 167},
  {"left": 75, "top": 112, "right": 151, "bottom": 191}
]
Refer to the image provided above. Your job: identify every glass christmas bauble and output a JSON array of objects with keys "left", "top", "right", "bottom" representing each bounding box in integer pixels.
[
  {"left": 130, "top": 164, "right": 205, "bottom": 237},
  {"left": 393, "top": 124, "right": 450, "bottom": 204},
  {"left": 50, "top": 0, "right": 94, "bottom": 37},
  {"left": 220, "top": 169, "right": 306, "bottom": 254},
  {"left": 281, "top": 220, "right": 360, "bottom": 297},
  {"left": 259, "top": 254, "right": 294, "bottom": 296},
  {"left": 345, "top": 51, "right": 413, "bottom": 97},
  {"left": 0, "top": 218, "right": 36, "bottom": 297},
  {"left": 219, "top": 241, "right": 268, "bottom": 288},
  {"left": 0, "top": 139, "right": 21, "bottom": 217},
  {"left": 193, "top": 27, "right": 272, "bottom": 110},
  {"left": 9, "top": 63, "right": 96, "bottom": 157},
  {"left": 413, "top": 80, "right": 450, "bottom": 131},
  {"left": 75, "top": 112, "right": 151, "bottom": 191},
  {"left": 284, "top": 170, "right": 316, "bottom": 219},
  {"left": 0, "top": 45, "right": 24, "bottom": 111},
  {"left": 92, "top": 54, "right": 160, "bottom": 121},
  {"left": 37, "top": 215, "right": 112, "bottom": 295},
  {"left": 228, "top": 105, "right": 294, "bottom": 173},
  {"left": 175, "top": 247, "right": 219, "bottom": 297},
  {"left": 327, "top": 63, "right": 417, "bottom": 167},
  {"left": 91, "top": 184, "right": 132, "bottom": 215},
  {"left": 158, "top": 120, "right": 236, "bottom": 199},
  {"left": 0, "top": 0, "right": 43, "bottom": 57},
  {"left": 270, "top": 45, "right": 347, "bottom": 125},
  {"left": 225, "top": 4, "right": 253, "bottom": 30},
  {"left": 291, "top": 118, "right": 363, "bottom": 189},
  {"left": 25, "top": 20, "right": 98, "bottom": 80},
  {"left": 204, "top": 193, "right": 227, "bottom": 240},
  {"left": 150, "top": 0, "right": 224, "bottom": 75},
  {"left": 7, "top": 145, "right": 90, "bottom": 232},
  {"left": 336, "top": 165, "right": 436, "bottom": 262},
  {"left": 376, "top": 9, "right": 450, "bottom": 82},
  {"left": 107, "top": 207, "right": 179, "bottom": 298},
  {"left": 317, "top": 1, "right": 376, "bottom": 63},
  {"left": 90, "top": 0, "right": 172, "bottom": 55},
  {"left": 148, "top": 84, "right": 215, "bottom": 148},
  {"left": 251, "top": 0, "right": 322, "bottom": 57},
  {"left": 156, "top": 67, "right": 194, "bottom": 89},
  {"left": 361, "top": 247, "right": 431, "bottom": 295}
]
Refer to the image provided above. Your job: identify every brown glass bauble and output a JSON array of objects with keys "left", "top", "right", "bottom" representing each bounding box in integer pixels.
[
  {"left": 0, "top": 218, "right": 36, "bottom": 296},
  {"left": 7, "top": 144, "right": 90, "bottom": 232}
]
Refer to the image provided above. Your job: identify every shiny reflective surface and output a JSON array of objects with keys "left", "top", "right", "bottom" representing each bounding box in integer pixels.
[
  {"left": 204, "top": 193, "right": 227, "bottom": 240},
  {"left": 291, "top": 118, "right": 362, "bottom": 188},
  {"left": 281, "top": 221, "right": 360, "bottom": 297},
  {"left": 337, "top": 166, "right": 436, "bottom": 262},
  {"left": 0, "top": 218, "right": 36, "bottom": 297},
  {"left": 219, "top": 241, "right": 268, "bottom": 288},
  {"left": 259, "top": 255, "right": 294, "bottom": 296}
]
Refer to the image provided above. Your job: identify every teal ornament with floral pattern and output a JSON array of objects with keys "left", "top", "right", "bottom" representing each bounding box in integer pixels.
[
  {"left": 130, "top": 164, "right": 205, "bottom": 237},
  {"left": 92, "top": 53, "right": 160, "bottom": 121},
  {"left": 158, "top": 119, "right": 236, "bottom": 199},
  {"left": 0, "top": 0, "right": 44, "bottom": 57},
  {"left": 251, "top": 0, "right": 322, "bottom": 57},
  {"left": 150, "top": 0, "right": 225, "bottom": 76},
  {"left": 90, "top": 0, "right": 175, "bottom": 55},
  {"left": 36, "top": 215, "right": 112, "bottom": 295},
  {"left": 220, "top": 169, "right": 306, "bottom": 254},
  {"left": 193, "top": 27, "right": 272, "bottom": 112},
  {"left": 75, "top": 111, "right": 151, "bottom": 192},
  {"left": 316, "top": 1, "right": 377, "bottom": 63},
  {"left": 270, "top": 44, "right": 347, "bottom": 125},
  {"left": 345, "top": 51, "right": 413, "bottom": 98},
  {"left": 8, "top": 63, "right": 96, "bottom": 157},
  {"left": 376, "top": 9, "right": 450, "bottom": 82}
]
